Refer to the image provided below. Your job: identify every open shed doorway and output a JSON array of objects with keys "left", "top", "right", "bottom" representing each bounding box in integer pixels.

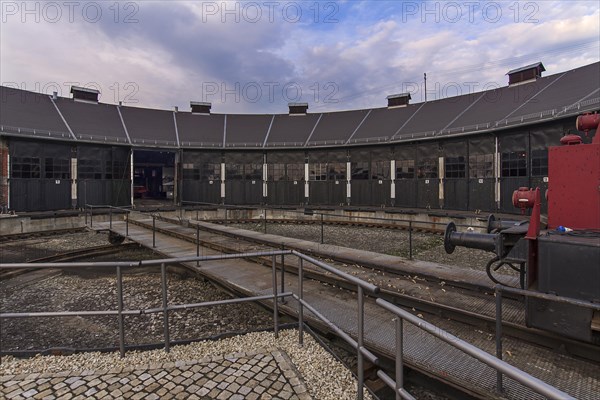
[{"left": 133, "top": 149, "right": 176, "bottom": 207}]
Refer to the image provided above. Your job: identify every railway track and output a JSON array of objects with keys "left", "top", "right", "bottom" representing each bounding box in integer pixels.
[
  {"left": 126, "top": 216, "right": 600, "bottom": 363},
  {"left": 0, "top": 227, "right": 86, "bottom": 243},
  {"left": 204, "top": 217, "right": 447, "bottom": 234},
  {"left": 0, "top": 243, "right": 140, "bottom": 281}
]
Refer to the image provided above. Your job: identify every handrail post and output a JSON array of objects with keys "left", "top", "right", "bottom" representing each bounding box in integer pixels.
[
  {"left": 395, "top": 317, "right": 404, "bottom": 400},
  {"left": 408, "top": 221, "right": 413, "bottom": 260},
  {"left": 280, "top": 243, "right": 285, "bottom": 304},
  {"left": 116, "top": 265, "right": 125, "bottom": 357},
  {"left": 320, "top": 213, "right": 324, "bottom": 244},
  {"left": 161, "top": 262, "right": 170, "bottom": 353},
  {"left": 298, "top": 257, "right": 304, "bottom": 345},
  {"left": 90, "top": 206, "right": 93, "bottom": 228},
  {"left": 196, "top": 224, "right": 200, "bottom": 267},
  {"left": 152, "top": 215, "right": 156, "bottom": 248},
  {"left": 85, "top": 205, "right": 88, "bottom": 226},
  {"left": 495, "top": 286, "right": 504, "bottom": 393},
  {"left": 263, "top": 208, "right": 267, "bottom": 234},
  {"left": 357, "top": 285, "right": 365, "bottom": 400},
  {"left": 272, "top": 255, "right": 279, "bottom": 338},
  {"left": 109, "top": 208, "right": 113, "bottom": 229},
  {"left": 125, "top": 211, "right": 129, "bottom": 237}
]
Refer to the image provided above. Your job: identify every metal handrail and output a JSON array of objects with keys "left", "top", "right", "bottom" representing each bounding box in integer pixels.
[
  {"left": 494, "top": 284, "right": 600, "bottom": 393},
  {"left": 1, "top": 249, "right": 577, "bottom": 399},
  {"left": 1, "top": 248, "right": 377, "bottom": 398},
  {"left": 376, "top": 298, "right": 575, "bottom": 400}
]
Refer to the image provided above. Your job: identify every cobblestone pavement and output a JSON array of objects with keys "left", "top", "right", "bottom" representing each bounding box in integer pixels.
[{"left": 1, "top": 348, "right": 311, "bottom": 400}]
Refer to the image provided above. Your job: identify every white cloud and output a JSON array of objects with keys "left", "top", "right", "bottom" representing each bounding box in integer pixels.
[{"left": 1, "top": 0, "right": 598, "bottom": 113}]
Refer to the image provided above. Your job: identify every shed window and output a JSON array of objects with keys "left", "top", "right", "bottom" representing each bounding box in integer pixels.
[
  {"left": 396, "top": 159, "right": 414, "bottom": 179},
  {"left": 11, "top": 157, "right": 41, "bottom": 179},
  {"left": 245, "top": 164, "right": 262, "bottom": 180},
  {"left": 310, "top": 163, "right": 327, "bottom": 181},
  {"left": 44, "top": 158, "right": 70, "bottom": 179},
  {"left": 531, "top": 149, "right": 548, "bottom": 177},
  {"left": 501, "top": 151, "right": 527, "bottom": 177},
  {"left": 226, "top": 164, "right": 244, "bottom": 180},
  {"left": 202, "top": 163, "right": 220, "bottom": 180},
  {"left": 351, "top": 161, "right": 369, "bottom": 180},
  {"left": 286, "top": 163, "right": 304, "bottom": 181},
  {"left": 445, "top": 156, "right": 466, "bottom": 178},
  {"left": 269, "top": 163, "right": 304, "bottom": 181},
  {"left": 372, "top": 160, "right": 390, "bottom": 180},
  {"left": 268, "top": 164, "right": 286, "bottom": 181},
  {"left": 112, "top": 160, "right": 128, "bottom": 180},
  {"left": 183, "top": 163, "right": 199, "bottom": 180},
  {"left": 417, "top": 158, "right": 438, "bottom": 179},
  {"left": 79, "top": 159, "right": 103, "bottom": 179},
  {"left": 469, "top": 154, "right": 494, "bottom": 178},
  {"left": 327, "top": 162, "right": 346, "bottom": 180}
]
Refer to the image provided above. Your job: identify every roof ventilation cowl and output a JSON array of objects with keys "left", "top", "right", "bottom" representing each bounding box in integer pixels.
[
  {"left": 387, "top": 93, "right": 411, "bottom": 108},
  {"left": 70, "top": 86, "right": 99, "bottom": 104},
  {"left": 507, "top": 62, "right": 545, "bottom": 86},
  {"left": 289, "top": 102, "right": 308, "bottom": 116},
  {"left": 191, "top": 101, "right": 211, "bottom": 115}
]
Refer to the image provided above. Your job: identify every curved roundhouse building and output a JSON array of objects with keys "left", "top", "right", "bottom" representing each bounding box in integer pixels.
[{"left": 1, "top": 61, "right": 598, "bottom": 213}]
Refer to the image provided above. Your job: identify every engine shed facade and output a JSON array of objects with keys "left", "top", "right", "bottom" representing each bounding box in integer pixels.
[{"left": 1, "top": 62, "right": 598, "bottom": 214}]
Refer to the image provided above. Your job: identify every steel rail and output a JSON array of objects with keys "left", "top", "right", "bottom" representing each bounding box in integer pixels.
[{"left": 123, "top": 216, "right": 600, "bottom": 362}]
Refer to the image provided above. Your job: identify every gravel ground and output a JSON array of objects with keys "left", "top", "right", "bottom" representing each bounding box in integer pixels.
[
  {"left": 0, "top": 231, "right": 112, "bottom": 263},
  {"left": 0, "top": 329, "right": 373, "bottom": 400},
  {"left": 233, "top": 222, "right": 517, "bottom": 276},
  {"left": 0, "top": 228, "right": 475, "bottom": 399},
  {"left": 1, "top": 267, "right": 274, "bottom": 352}
]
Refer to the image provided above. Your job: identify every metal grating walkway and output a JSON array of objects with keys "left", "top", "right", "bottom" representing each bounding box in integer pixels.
[{"left": 93, "top": 219, "right": 600, "bottom": 399}]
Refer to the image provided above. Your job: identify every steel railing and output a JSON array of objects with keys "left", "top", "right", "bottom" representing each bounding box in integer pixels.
[
  {"left": 179, "top": 200, "right": 498, "bottom": 259},
  {"left": 1, "top": 248, "right": 578, "bottom": 399},
  {"left": 376, "top": 298, "right": 575, "bottom": 400},
  {"left": 494, "top": 284, "right": 600, "bottom": 394}
]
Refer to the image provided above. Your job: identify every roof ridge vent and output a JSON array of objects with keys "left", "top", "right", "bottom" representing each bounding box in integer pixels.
[
  {"left": 289, "top": 102, "right": 308, "bottom": 116},
  {"left": 70, "top": 86, "right": 99, "bottom": 104},
  {"left": 191, "top": 101, "right": 211, "bottom": 115},
  {"left": 507, "top": 62, "right": 545, "bottom": 86},
  {"left": 387, "top": 93, "right": 411, "bottom": 108}
]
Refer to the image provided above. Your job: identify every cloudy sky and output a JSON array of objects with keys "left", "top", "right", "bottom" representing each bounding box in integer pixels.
[{"left": 1, "top": 0, "right": 599, "bottom": 113}]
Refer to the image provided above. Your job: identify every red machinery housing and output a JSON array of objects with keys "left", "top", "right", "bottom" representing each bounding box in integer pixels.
[
  {"left": 547, "top": 113, "right": 600, "bottom": 230},
  {"left": 444, "top": 112, "right": 600, "bottom": 343}
]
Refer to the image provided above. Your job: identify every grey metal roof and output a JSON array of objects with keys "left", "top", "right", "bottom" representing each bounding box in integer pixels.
[
  {"left": 512, "top": 62, "right": 600, "bottom": 117},
  {"left": 394, "top": 92, "right": 482, "bottom": 137},
  {"left": 119, "top": 106, "right": 177, "bottom": 146},
  {"left": 1, "top": 61, "right": 598, "bottom": 149},
  {"left": 225, "top": 114, "right": 272, "bottom": 147},
  {"left": 54, "top": 98, "right": 127, "bottom": 143},
  {"left": 445, "top": 73, "right": 564, "bottom": 131},
  {"left": 0, "top": 86, "right": 70, "bottom": 139},
  {"left": 307, "top": 109, "right": 371, "bottom": 145},
  {"left": 350, "top": 106, "right": 419, "bottom": 143},
  {"left": 266, "top": 113, "right": 321, "bottom": 147},
  {"left": 176, "top": 112, "right": 224, "bottom": 147}
]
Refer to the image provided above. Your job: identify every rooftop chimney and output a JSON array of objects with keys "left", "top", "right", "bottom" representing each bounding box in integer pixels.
[
  {"left": 174, "top": 106, "right": 179, "bottom": 112},
  {"left": 70, "top": 86, "right": 100, "bottom": 104},
  {"left": 507, "top": 62, "right": 545, "bottom": 86},
  {"left": 191, "top": 101, "right": 211, "bottom": 115},
  {"left": 387, "top": 93, "right": 411, "bottom": 108},
  {"left": 52, "top": 91, "right": 58, "bottom": 100},
  {"left": 289, "top": 102, "right": 308, "bottom": 116}
]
